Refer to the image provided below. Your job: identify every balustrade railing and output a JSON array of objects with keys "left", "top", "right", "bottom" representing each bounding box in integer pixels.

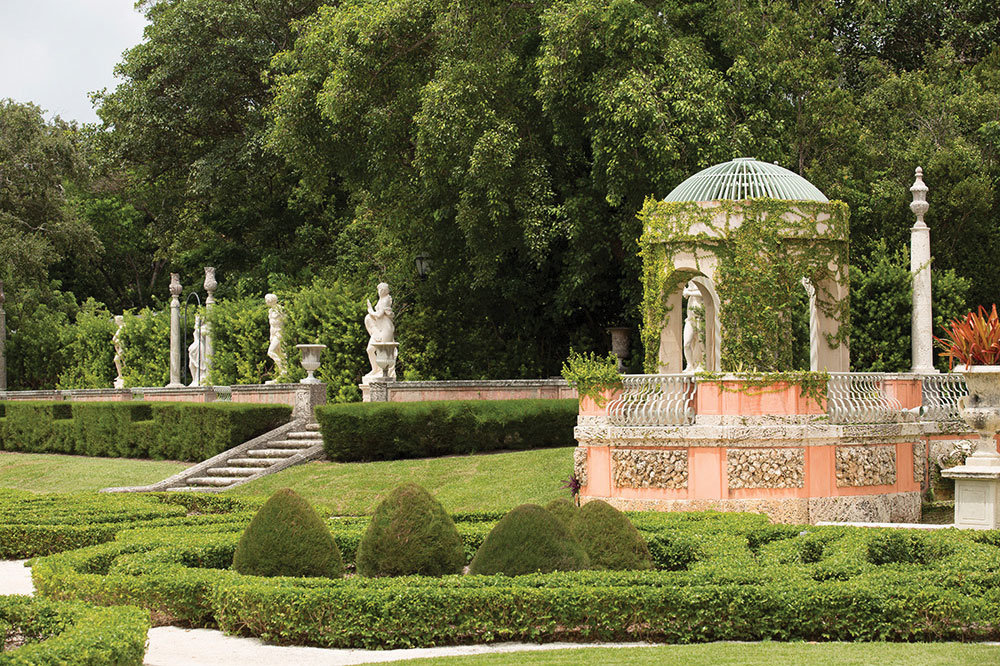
[
  {"left": 606, "top": 374, "right": 696, "bottom": 426},
  {"left": 826, "top": 373, "right": 902, "bottom": 424},
  {"left": 920, "top": 373, "right": 966, "bottom": 421}
]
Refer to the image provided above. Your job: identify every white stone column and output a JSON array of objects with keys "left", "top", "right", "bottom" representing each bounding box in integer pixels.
[
  {"left": 167, "top": 273, "right": 184, "bottom": 387},
  {"left": 910, "top": 167, "right": 937, "bottom": 373},
  {"left": 0, "top": 280, "right": 6, "bottom": 391},
  {"left": 202, "top": 267, "right": 217, "bottom": 384}
]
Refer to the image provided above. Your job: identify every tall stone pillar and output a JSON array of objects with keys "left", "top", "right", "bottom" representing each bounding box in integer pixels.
[
  {"left": 202, "top": 267, "right": 217, "bottom": 384},
  {"left": 0, "top": 280, "right": 6, "bottom": 391},
  {"left": 167, "top": 273, "right": 184, "bottom": 387},
  {"left": 910, "top": 167, "right": 937, "bottom": 373}
]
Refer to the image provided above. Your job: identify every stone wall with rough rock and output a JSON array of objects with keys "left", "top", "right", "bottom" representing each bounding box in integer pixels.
[
  {"left": 727, "top": 448, "right": 804, "bottom": 489},
  {"left": 912, "top": 440, "right": 926, "bottom": 486},
  {"left": 836, "top": 445, "right": 896, "bottom": 487},
  {"left": 573, "top": 447, "right": 588, "bottom": 487},
  {"left": 612, "top": 449, "right": 688, "bottom": 489}
]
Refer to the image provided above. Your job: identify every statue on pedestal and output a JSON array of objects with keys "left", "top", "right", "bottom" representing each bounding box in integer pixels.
[
  {"left": 112, "top": 315, "right": 125, "bottom": 389},
  {"left": 363, "top": 282, "right": 396, "bottom": 383},
  {"left": 682, "top": 282, "right": 705, "bottom": 372},
  {"left": 188, "top": 315, "right": 207, "bottom": 387},
  {"left": 265, "top": 293, "right": 286, "bottom": 383}
]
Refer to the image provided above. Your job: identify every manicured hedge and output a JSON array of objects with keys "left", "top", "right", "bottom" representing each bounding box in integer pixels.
[
  {"left": 0, "top": 596, "right": 149, "bottom": 665},
  {"left": 316, "top": 399, "right": 577, "bottom": 461},
  {"left": 24, "top": 500, "right": 1000, "bottom": 648},
  {"left": 0, "top": 401, "right": 291, "bottom": 461}
]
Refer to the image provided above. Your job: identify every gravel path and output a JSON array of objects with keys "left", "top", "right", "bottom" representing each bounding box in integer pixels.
[{"left": 1, "top": 560, "right": 652, "bottom": 665}]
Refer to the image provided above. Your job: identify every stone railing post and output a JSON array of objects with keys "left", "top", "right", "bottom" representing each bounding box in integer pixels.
[
  {"left": 910, "top": 167, "right": 936, "bottom": 373},
  {"left": 167, "top": 274, "right": 184, "bottom": 387}
]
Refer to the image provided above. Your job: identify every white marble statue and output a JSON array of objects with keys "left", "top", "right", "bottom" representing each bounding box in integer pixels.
[
  {"left": 363, "top": 282, "right": 396, "bottom": 382},
  {"left": 112, "top": 315, "right": 125, "bottom": 389},
  {"left": 682, "top": 282, "right": 705, "bottom": 373},
  {"left": 265, "top": 293, "right": 286, "bottom": 383},
  {"left": 188, "top": 315, "right": 207, "bottom": 387},
  {"left": 801, "top": 277, "right": 820, "bottom": 372}
]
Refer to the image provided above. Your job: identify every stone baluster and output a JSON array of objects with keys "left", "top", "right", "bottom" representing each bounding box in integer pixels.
[
  {"left": 167, "top": 274, "right": 184, "bottom": 387},
  {"left": 910, "top": 167, "right": 936, "bottom": 373}
]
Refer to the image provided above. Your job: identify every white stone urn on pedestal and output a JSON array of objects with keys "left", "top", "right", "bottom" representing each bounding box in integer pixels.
[
  {"left": 942, "top": 365, "right": 1000, "bottom": 528},
  {"left": 295, "top": 344, "right": 327, "bottom": 384}
]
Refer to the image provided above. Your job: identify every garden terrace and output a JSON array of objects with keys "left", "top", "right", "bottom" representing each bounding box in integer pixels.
[{"left": 576, "top": 371, "right": 986, "bottom": 523}]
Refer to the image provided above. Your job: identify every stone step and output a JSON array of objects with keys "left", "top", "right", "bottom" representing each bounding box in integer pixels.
[
  {"left": 246, "top": 448, "right": 300, "bottom": 458},
  {"left": 187, "top": 476, "right": 244, "bottom": 487},
  {"left": 228, "top": 457, "right": 278, "bottom": 468},
  {"left": 304, "top": 422, "right": 321, "bottom": 431},
  {"left": 287, "top": 431, "right": 323, "bottom": 440},
  {"left": 206, "top": 467, "right": 267, "bottom": 477},
  {"left": 267, "top": 439, "right": 318, "bottom": 450}
]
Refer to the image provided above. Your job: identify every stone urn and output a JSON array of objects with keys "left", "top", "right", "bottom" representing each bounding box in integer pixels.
[
  {"left": 607, "top": 327, "right": 630, "bottom": 373},
  {"left": 955, "top": 365, "right": 1000, "bottom": 466},
  {"left": 295, "top": 344, "right": 327, "bottom": 384},
  {"left": 371, "top": 341, "right": 398, "bottom": 380}
]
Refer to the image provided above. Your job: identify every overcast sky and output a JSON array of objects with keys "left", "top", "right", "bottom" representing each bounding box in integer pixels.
[{"left": 0, "top": 0, "right": 148, "bottom": 124}]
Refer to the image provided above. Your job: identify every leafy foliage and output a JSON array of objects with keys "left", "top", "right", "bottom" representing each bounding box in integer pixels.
[
  {"left": 233, "top": 488, "right": 343, "bottom": 578},
  {"left": 468, "top": 503, "right": 590, "bottom": 575},
  {"left": 571, "top": 500, "right": 652, "bottom": 571},
  {"left": 355, "top": 483, "right": 464, "bottom": 577},
  {"left": 560, "top": 350, "right": 622, "bottom": 405},
  {"left": 57, "top": 299, "right": 116, "bottom": 389},
  {"left": 936, "top": 304, "right": 1000, "bottom": 368}
]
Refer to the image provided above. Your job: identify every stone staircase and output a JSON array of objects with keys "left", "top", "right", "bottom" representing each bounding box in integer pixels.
[{"left": 102, "top": 419, "right": 326, "bottom": 494}]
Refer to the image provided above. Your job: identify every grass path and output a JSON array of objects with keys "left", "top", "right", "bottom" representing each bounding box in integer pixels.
[
  {"left": 403, "top": 642, "right": 1000, "bottom": 665},
  {"left": 0, "top": 451, "right": 189, "bottom": 493},
  {"left": 226, "top": 447, "right": 576, "bottom": 514}
]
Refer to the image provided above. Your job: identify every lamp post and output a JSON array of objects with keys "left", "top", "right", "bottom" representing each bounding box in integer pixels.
[
  {"left": 910, "top": 167, "right": 936, "bottom": 374},
  {"left": 415, "top": 254, "right": 431, "bottom": 280}
]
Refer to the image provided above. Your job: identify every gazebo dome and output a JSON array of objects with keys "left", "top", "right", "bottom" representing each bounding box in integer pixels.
[{"left": 664, "top": 157, "right": 828, "bottom": 203}]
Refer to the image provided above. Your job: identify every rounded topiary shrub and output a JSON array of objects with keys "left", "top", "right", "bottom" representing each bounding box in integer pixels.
[
  {"left": 232, "top": 488, "right": 343, "bottom": 578},
  {"left": 469, "top": 503, "right": 590, "bottom": 576},
  {"left": 355, "top": 483, "right": 465, "bottom": 577},
  {"left": 571, "top": 499, "right": 652, "bottom": 570},
  {"left": 545, "top": 498, "right": 579, "bottom": 528}
]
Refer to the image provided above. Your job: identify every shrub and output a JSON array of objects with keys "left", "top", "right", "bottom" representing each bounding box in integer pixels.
[
  {"left": 572, "top": 500, "right": 652, "bottom": 571},
  {"left": 468, "top": 504, "right": 589, "bottom": 576},
  {"left": 206, "top": 296, "right": 270, "bottom": 386},
  {"left": 119, "top": 307, "right": 171, "bottom": 388},
  {"left": 356, "top": 483, "right": 464, "bottom": 577},
  {"left": 0, "top": 596, "right": 149, "bottom": 665},
  {"left": 866, "top": 531, "right": 929, "bottom": 566},
  {"left": 0, "top": 401, "right": 291, "bottom": 461},
  {"left": 233, "top": 488, "right": 343, "bottom": 578},
  {"left": 317, "top": 399, "right": 577, "bottom": 462},
  {"left": 544, "top": 498, "right": 579, "bottom": 528},
  {"left": 279, "top": 279, "right": 367, "bottom": 403},
  {"left": 56, "top": 299, "right": 117, "bottom": 389}
]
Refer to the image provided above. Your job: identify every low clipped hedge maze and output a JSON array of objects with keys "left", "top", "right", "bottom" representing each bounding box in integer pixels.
[
  {"left": 8, "top": 490, "right": 1000, "bottom": 648},
  {"left": 316, "top": 399, "right": 578, "bottom": 461},
  {"left": 0, "top": 401, "right": 291, "bottom": 461},
  {"left": 0, "top": 596, "right": 149, "bottom": 665}
]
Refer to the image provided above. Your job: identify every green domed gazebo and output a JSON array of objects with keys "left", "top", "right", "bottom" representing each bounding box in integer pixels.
[{"left": 639, "top": 158, "right": 850, "bottom": 374}]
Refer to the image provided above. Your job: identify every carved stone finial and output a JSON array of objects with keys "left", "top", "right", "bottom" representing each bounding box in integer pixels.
[
  {"left": 203, "top": 267, "right": 217, "bottom": 305},
  {"left": 169, "top": 273, "right": 182, "bottom": 298},
  {"left": 910, "top": 166, "right": 929, "bottom": 226}
]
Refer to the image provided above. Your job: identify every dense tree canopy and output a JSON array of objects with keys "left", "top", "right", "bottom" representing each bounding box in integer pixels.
[{"left": 3, "top": 0, "right": 999, "bottom": 386}]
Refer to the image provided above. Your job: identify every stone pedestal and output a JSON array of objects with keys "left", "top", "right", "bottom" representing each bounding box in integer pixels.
[
  {"left": 370, "top": 379, "right": 390, "bottom": 402},
  {"left": 167, "top": 274, "right": 184, "bottom": 387},
  {"left": 942, "top": 466, "right": 1000, "bottom": 529}
]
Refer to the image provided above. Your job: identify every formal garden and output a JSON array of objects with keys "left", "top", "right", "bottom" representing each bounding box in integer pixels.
[{"left": 5, "top": 0, "right": 1000, "bottom": 664}]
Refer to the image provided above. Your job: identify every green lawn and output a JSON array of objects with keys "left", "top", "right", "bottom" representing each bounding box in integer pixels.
[
  {"left": 0, "top": 451, "right": 189, "bottom": 493},
  {"left": 400, "top": 642, "right": 1000, "bottom": 666},
  {"left": 226, "top": 447, "right": 576, "bottom": 514}
]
